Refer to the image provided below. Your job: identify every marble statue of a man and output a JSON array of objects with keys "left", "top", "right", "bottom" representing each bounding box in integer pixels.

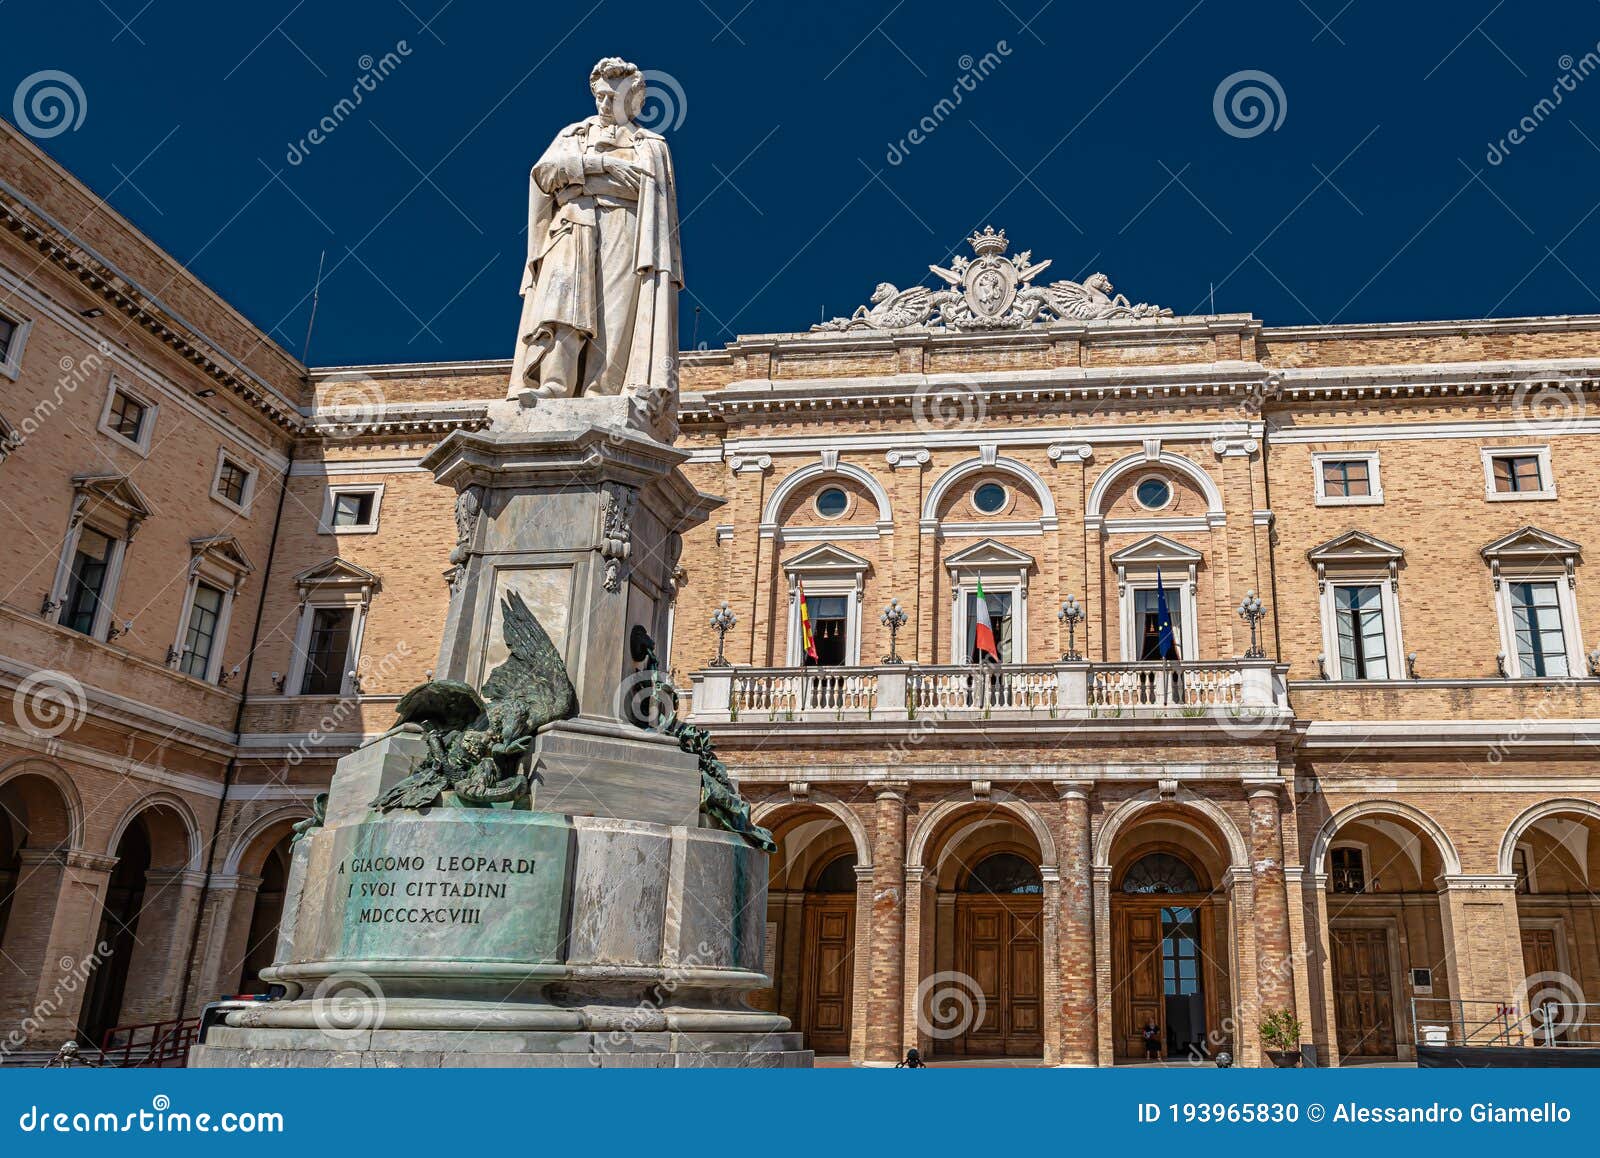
[{"left": 507, "top": 57, "right": 683, "bottom": 425}]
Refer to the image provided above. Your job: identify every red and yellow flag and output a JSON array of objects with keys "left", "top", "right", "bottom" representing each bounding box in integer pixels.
[{"left": 797, "top": 579, "right": 819, "bottom": 662}]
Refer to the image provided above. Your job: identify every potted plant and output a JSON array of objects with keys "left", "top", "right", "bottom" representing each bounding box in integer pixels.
[{"left": 1259, "top": 1008, "right": 1303, "bottom": 1067}]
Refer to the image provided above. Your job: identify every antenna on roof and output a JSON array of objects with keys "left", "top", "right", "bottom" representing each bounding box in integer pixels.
[
  {"left": 301, "top": 249, "right": 327, "bottom": 364},
  {"left": 692, "top": 305, "right": 701, "bottom": 349},
  {"left": 1209, "top": 282, "right": 1215, "bottom": 315}
]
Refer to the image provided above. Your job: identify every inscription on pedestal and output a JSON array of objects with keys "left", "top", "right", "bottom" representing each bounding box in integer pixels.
[{"left": 306, "top": 812, "right": 574, "bottom": 964}]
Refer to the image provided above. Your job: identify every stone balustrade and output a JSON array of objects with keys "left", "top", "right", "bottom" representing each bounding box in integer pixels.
[{"left": 687, "top": 658, "right": 1289, "bottom": 724}]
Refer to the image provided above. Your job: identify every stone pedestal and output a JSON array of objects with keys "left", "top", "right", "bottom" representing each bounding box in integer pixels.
[{"left": 193, "top": 411, "right": 806, "bottom": 1068}]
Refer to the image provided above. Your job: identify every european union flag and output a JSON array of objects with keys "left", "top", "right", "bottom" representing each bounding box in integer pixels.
[{"left": 1155, "top": 569, "right": 1180, "bottom": 660}]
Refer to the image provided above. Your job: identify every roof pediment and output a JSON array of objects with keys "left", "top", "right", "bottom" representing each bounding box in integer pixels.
[
  {"left": 71, "top": 472, "right": 157, "bottom": 522},
  {"left": 1108, "top": 533, "right": 1204, "bottom": 568},
  {"left": 1307, "top": 529, "right": 1405, "bottom": 565},
  {"left": 190, "top": 534, "right": 256, "bottom": 576},
  {"left": 943, "top": 538, "right": 1037, "bottom": 571},
  {"left": 782, "top": 543, "right": 872, "bottom": 574},
  {"left": 294, "top": 556, "right": 380, "bottom": 596},
  {"left": 1480, "top": 525, "right": 1581, "bottom": 562}
]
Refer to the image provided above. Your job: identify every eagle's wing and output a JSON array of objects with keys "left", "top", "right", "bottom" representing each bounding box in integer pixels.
[{"left": 481, "top": 591, "right": 577, "bottom": 725}]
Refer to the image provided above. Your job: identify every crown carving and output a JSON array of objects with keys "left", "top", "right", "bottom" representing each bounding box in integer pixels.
[{"left": 967, "top": 226, "right": 1008, "bottom": 257}]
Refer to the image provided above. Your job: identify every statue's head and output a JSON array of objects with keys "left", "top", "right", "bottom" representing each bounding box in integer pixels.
[
  {"left": 1085, "top": 272, "right": 1113, "bottom": 293},
  {"left": 589, "top": 57, "right": 646, "bottom": 126},
  {"left": 870, "top": 282, "right": 897, "bottom": 303}
]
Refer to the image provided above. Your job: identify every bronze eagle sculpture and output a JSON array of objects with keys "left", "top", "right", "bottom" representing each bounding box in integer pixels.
[{"left": 373, "top": 591, "right": 578, "bottom": 811}]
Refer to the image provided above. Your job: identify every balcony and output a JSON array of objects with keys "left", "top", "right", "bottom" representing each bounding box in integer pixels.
[{"left": 687, "top": 658, "right": 1290, "bottom": 728}]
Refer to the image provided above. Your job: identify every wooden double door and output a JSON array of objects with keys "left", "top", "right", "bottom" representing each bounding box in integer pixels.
[
  {"left": 1113, "top": 899, "right": 1221, "bottom": 1060},
  {"left": 1331, "top": 926, "right": 1398, "bottom": 1058},
  {"left": 801, "top": 897, "right": 855, "bottom": 1055},
  {"left": 947, "top": 895, "right": 1043, "bottom": 1057}
]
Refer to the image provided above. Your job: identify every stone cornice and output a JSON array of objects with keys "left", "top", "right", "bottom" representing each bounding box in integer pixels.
[{"left": 0, "top": 178, "right": 304, "bottom": 431}]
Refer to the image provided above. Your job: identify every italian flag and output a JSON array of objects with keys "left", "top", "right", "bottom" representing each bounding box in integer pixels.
[
  {"left": 973, "top": 578, "right": 999, "bottom": 663},
  {"left": 798, "top": 579, "right": 819, "bottom": 662}
]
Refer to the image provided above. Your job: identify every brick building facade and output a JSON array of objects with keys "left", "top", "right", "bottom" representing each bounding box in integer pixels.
[{"left": 2, "top": 120, "right": 1598, "bottom": 1065}]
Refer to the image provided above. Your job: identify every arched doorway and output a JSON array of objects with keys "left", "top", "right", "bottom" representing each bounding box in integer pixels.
[
  {"left": 1502, "top": 801, "right": 1600, "bottom": 1045},
  {"left": 756, "top": 804, "right": 868, "bottom": 1059},
  {"left": 236, "top": 835, "right": 292, "bottom": 994},
  {"left": 1311, "top": 803, "right": 1456, "bottom": 1063},
  {"left": 79, "top": 816, "right": 149, "bottom": 1046},
  {"left": 1112, "top": 850, "right": 1220, "bottom": 1061},
  {"left": 1103, "top": 803, "right": 1238, "bottom": 1064},
  {"left": 918, "top": 807, "right": 1048, "bottom": 1060},
  {"left": 78, "top": 800, "right": 198, "bottom": 1046},
  {"left": 0, "top": 766, "right": 82, "bottom": 1043}
]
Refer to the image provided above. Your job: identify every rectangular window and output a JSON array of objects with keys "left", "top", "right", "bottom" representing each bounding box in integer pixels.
[
  {"left": 1334, "top": 584, "right": 1389, "bottom": 679},
  {"left": 215, "top": 458, "right": 251, "bottom": 506},
  {"left": 1321, "top": 459, "right": 1371, "bottom": 498},
  {"left": 300, "top": 607, "right": 355, "bottom": 694},
  {"left": 1331, "top": 847, "right": 1366, "bottom": 894},
  {"left": 1513, "top": 847, "right": 1532, "bottom": 895},
  {"left": 330, "top": 490, "right": 375, "bottom": 529},
  {"left": 60, "top": 527, "right": 115, "bottom": 636},
  {"left": 1134, "top": 587, "right": 1181, "bottom": 661},
  {"left": 107, "top": 390, "right": 148, "bottom": 443},
  {"left": 1492, "top": 454, "right": 1543, "bottom": 494},
  {"left": 964, "top": 589, "right": 1014, "bottom": 663},
  {"left": 0, "top": 316, "right": 13, "bottom": 364},
  {"left": 803, "top": 594, "right": 849, "bottom": 666},
  {"left": 1160, "top": 907, "right": 1201, "bottom": 996},
  {"left": 1510, "top": 580, "right": 1568, "bottom": 677},
  {"left": 180, "top": 582, "right": 226, "bottom": 679}
]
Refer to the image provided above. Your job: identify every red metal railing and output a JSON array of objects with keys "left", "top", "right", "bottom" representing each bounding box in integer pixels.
[{"left": 96, "top": 1017, "right": 200, "bottom": 1067}]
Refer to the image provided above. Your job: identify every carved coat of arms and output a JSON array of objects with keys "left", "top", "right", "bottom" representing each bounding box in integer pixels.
[{"left": 814, "top": 227, "right": 1172, "bottom": 333}]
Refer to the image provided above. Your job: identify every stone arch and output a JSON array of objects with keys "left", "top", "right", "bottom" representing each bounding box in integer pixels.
[
  {"left": 1498, "top": 797, "right": 1600, "bottom": 876},
  {"left": 0, "top": 756, "right": 84, "bottom": 851},
  {"left": 753, "top": 794, "right": 872, "bottom": 868},
  {"left": 1093, "top": 789, "right": 1249, "bottom": 871},
  {"left": 1308, "top": 799, "right": 1462, "bottom": 878},
  {"left": 105, "top": 792, "right": 203, "bottom": 871},
  {"left": 761, "top": 461, "right": 892, "bottom": 530},
  {"left": 908, "top": 791, "right": 1058, "bottom": 872},
  {"left": 222, "top": 805, "right": 312, "bottom": 877},
  {"left": 1085, "top": 450, "right": 1225, "bottom": 522},
  {"left": 921, "top": 455, "right": 1058, "bottom": 526}
]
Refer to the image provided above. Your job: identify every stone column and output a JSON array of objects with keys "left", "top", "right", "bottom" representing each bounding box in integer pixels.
[
  {"left": 115, "top": 868, "right": 207, "bottom": 1027},
  {"left": 1227, "top": 865, "right": 1262, "bottom": 1066},
  {"left": 864, "top": 781, "right": 907, "bottom": 1065},
  {"left": 899, "top": 863, "right": 925, "bottom": 1056},
  {"left": 1040, "top": 863, "right": 1062, "bottom": 1066},
  {"left": 1247, "top": 784, "right": 1297, "bottom": 1018},
  {"left": 185, "top": 874, "right": 263, "bottom": 1015},
  {"left": 1055, "top": 781, "right": 1096, "bottom": 1065},
  {"left": 0, "top": 850, "right": 116, "bottom": 1047},
  {"left": 850, "top": 863, "right": 875, "bottom": 1064},
  {"left": 1437, "top": 874, "right": 1525, "bottom": 1007},
  {"left": 1092, "top": 863, "right": 1114, "bottom": 1066},
  {"left": 1303, "top": 868, "right": 1340, "bottom": 1067}
]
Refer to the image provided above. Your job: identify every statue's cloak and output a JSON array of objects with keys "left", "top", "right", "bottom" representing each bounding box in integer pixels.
[{"left": 509, "top": 116, "right": 682, "bottom": 400}]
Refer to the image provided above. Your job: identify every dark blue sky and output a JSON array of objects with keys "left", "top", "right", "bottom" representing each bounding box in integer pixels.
[{"left": 7, "top": 0, "right": 1600, "bottom": 366}]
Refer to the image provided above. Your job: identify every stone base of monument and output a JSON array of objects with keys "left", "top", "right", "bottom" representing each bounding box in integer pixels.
[{"left": 191, "top": 731, "right": 808, "bottom": 1069}]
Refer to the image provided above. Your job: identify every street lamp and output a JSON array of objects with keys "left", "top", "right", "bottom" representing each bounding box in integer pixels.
[
  {"left": 1058, "top": 595, "right": 1084, "bottom": 661},
  {"left": 880, "top": 598, "right": 908, "bottom": 664},
  {"left": 709, "top": 601, "right": 736, "bottom": 668},
  {"left": 1237, "top": 590, "right": 1267, "bottom": 659}
]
